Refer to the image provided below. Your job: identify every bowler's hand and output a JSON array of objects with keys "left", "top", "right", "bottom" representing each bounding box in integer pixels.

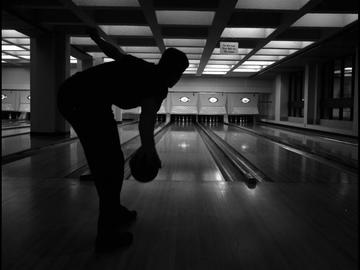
[{"left": 139, "top": 147, "right": 162, "bottom": 169}]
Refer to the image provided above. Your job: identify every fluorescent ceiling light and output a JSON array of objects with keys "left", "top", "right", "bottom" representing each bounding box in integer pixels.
[
  {"left": 238, "top": 65, "right": 263, "bottom": 69},
  {"left": 164, "top": 39, "right": 206, "bottom": 47},
  {"left": 70, "top": 37, "right": 96, "bottom": 45},
  {"left": 89, "top": 52, "right": 106, "bottom": 58},
  {"left": 2, "top": 55, "right": 19, "bottom": 59},
  {"left": 72, "top": 0, "right": 139, "bottom": 6},
  {"left": 189, "top": 59, "right": 201, "bottom": 64},
  {"left": 20, "top": 55, "right": 30, "bottom": 59},
  {"left": 170, "top": 47, "right": 204, "bottom": 54},
  {"left": 204, "top": 69, "right": 231, "bottom": 72},
  {"left": 130, "top": 53, "right": 161, "bottom": 59},
  {"left": 221, "top": 28, "right": 275, "bottom": 38},
  {"left": 100, "top": 25, "right": 153, "bottom": 36},
  {"left": 70, "top": 59, "right": 77, "bottom": 64},
  {"left": 292, "top": 13, "right": 358, "bottom": 27},
  {"left": 121, "top": 46, "right": 160, "bottom": 53},
  {"left": 2, "top": 45, "right": 24, "bottom": 51},
  {"left": 250, "top": 55, "right": 285, "bottom": 61},
  {"left": 183, "top": 70, "right": 197, "bottom": 74},
  {"left": 243, "top": 61, "right": 275, "bottom": 65},
  {"left": 210, "top": 54, "right": 243, "bottom": 60},
  {"left": 203, "top": 71, "right": 227, "bottom": 75},
  {"left": 104, "top": 58, "right": 115, "bottom": 62},
  {"left": 264, "top": 41, "right": 313, "bottom": 49},
  {"left": 257, "top": 48, "right": 298, "bottom": 55},
  {"left": 6, "top": 50, "right": 30, "bottom": 56},
  {"left": 212, "top": 48, "right": 252, "bottom": 54},
  {"left": 156, "top": 11, "right": 215, "bottom": 25},
  {"left": 3, "top": 38, "right": 30, "bottom": 45},
  {"left": 206, "top": 64, "right": 233, "bottom": 69},
  {"left": 233, "top": 68, "right": 260, "bottom": 72},
  {"left": 1, "top": 30, "right": 27, "bottom": 38},
  {"left": 235, "top": 0, "right": 310, "bottom": 10}
]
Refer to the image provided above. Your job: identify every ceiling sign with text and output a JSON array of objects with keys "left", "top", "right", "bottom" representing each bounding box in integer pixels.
[{"left": 220, "top": 42, "right": 238, "bottom": 54}]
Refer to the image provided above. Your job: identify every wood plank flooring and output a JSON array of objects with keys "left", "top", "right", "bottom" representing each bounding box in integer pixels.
[{"left": 2, "top": 177, "right": 358, "bottom": 270}]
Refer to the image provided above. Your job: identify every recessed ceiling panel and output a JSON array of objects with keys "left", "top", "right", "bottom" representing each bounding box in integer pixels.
[
  {"left": 121, "top": 46, "right": 160, "bottom": 53},
  {"left": 2, "top": 30, "right": 27, "bottom": 38},
  {"left": 3, "top": 38, "right": 30, "bottom": 45},
  {"left": 250, "top": 55, "right": 285, "bottom": 61},
  {"left": 170, "top": 47, "right": 204, "bottom": 54},
  {"left": 164, "top": 39, "right": 206, "bottom": 47},
  {"left": 129, "top": 53, "right": 162, "bottom": 58},
  {"left": 2, "top": 45, "right": 24, "bottom": 51},
  {"left": 235, "top": 0, "right": 310, "bottom": 10},
  {"left": 70, "top": 37, "right": 96, "bottom": 45},
  {"left": 203, "top": 71, "right": 227, "bottom": 75},
  {"left": 100, "top": 25, "right": 153, "bottom": 36},
  {"left": 185, "top": 54, "right": 202, "bottom": 60},
  {"left": 210, "top": 54, "right": 244, "bottom": 60},
  {"left": 207, "top": 60, "right": 238, "bottom": 65},
  {"left": 221, "top": 28, "right": 275, "bottom": 38},
  {"left": 243, "top": 61, "right": 275, "bottom": 65},
  {"left": 2, "top": 54, "right": 20, "bottom": 60},
  {"left": 292, "top": 13, "right": 358, "bottom": 27},
  {"left": 156, "top": 11, "right": 215, "bottom": 25},
  {"left": 89, "top": 52, "right": 106, "bottom": 58},
  {"left": 257, "top": 48, "right": 298, "bottom": 55},
  {"left": 72, "top": 0, "right": 139, "bottom": 6},
  {"left": 264, "top": 41, "right": 313, "bottom": 49}
]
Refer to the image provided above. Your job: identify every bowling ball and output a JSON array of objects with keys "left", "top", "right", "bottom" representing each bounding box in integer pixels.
[{"left": 130, "top": 150, "right": 159, "bottom": 183}]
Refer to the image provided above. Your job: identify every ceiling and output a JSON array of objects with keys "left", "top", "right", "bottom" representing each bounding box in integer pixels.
[{"left": 2, "top": 0, "right": 358, "bottom": 77}]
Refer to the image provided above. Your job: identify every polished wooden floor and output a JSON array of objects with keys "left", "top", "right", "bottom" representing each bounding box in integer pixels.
[
  {"left": 2, "top": 178, "right": 357, "bottom": 270},
  {"left": 2, "top": 122, "right": 358, "bottom": 270}
]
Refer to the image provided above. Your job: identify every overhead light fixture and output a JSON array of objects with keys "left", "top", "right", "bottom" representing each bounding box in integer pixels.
[
  {"left": 1, "top": 29, "right": 27, "bottom": 38},
  {"left": 1, "top": 55, "right": 19, "bottom": 59},
  {"left": 221, "top": 28, "right": 275, "bottom": 38},
  {"left": 99, "top": 25, "right": 153, "bottom": 36},
  {"left": 264, "top": 41, "right": 313, "bottom": 49},
  {"left": 27, "top": 95, "right": 31, "bottom": 100},
  {"left": 2, "top": 45, "right": 24, "bottom": 51},
  {"left": 203, "top": 71, "right": 227, "bottom": 75},
  {"left": 2, "top": 94, "right": 7, "bottom": 100},
  {"left": 243, "top": 61, "right": 275, "bottom": 66},
  {"left": 164, "top": 39, "right": 206, "bottom": 47}
]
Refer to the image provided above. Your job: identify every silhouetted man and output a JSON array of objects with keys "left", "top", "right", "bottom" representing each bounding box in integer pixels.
[{"left": 57, "top": 28, "right": 189, "bottom": 252}]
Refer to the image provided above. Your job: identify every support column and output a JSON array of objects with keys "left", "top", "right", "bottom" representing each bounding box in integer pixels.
[
  {"left": 304, "top": 64, "right": 317, "bottom": 126},
  {"left": 30, "top": 31, "right": 70, "bottom": 134},
  {"left": 274, "top": 74, "right": 289, "bottom": 122},
  {"left": 352, "top": 47, "right": 358, "bottom": 135}
]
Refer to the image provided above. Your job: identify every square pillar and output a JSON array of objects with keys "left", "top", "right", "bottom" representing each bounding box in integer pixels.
[
  {"left": 304, "top": 64, "right": 317, "bottom": 126},
  {"left": 30, "top": 32, "right": 70, "bottom": 134},
  {"left": 274, "top": 74, "right": 289, "bottom": 122}
]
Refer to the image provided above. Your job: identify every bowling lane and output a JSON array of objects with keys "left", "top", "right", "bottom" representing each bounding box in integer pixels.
[
  {"left": 2, "top": 127, "right": 78, "bottom": 157},
  {"left": 2, "top": 122, "right": 141, "bottom": 178},
  {"left": 243, "top": 123, "right": 358, "bottom": 167},
  {"left": 2, "top": 126, "right": 30, "bottom": 137},
  {"left": 149, "top": 123, "right": 225, "bottom": 182},
  {"left": 208, "top": 124, "right": 357, "bottom": 183}
]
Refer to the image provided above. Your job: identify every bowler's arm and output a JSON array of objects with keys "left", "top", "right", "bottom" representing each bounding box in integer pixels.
[
  {"left": 139, "top": 98, "right": 161, "bottom": 151},
  {"left": 88, "top": 28, "right": 125, "bottom": 61}
]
